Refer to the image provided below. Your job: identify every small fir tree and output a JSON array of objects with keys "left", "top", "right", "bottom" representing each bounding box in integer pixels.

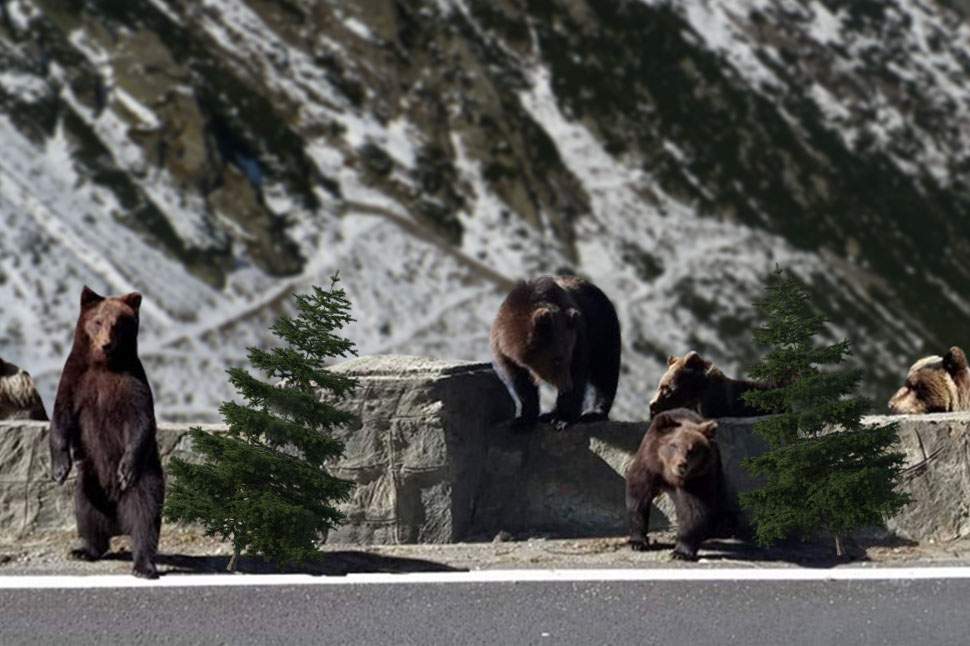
[
  {"left": 741, "top": 269, "right": 909, "bottom": 557},
  {"left": 165, "top": 275, "right": 357, "bottom": 571}
]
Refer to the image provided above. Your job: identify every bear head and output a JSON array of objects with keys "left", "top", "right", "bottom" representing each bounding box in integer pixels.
[
  {"left": 76, "top": 286, "right": 142, "bottom": 365},
  {"left": 648, "top": 351, "right": 714, "bottom": 417},
  {"left": 649, "top": 409, "right": 718, "bottom": 487},
  {"left": 524, "top": 304, "right": 581, "bottom": 391},
  {"left": 888, "top": 346, "right": 970, "bottom": 414}
]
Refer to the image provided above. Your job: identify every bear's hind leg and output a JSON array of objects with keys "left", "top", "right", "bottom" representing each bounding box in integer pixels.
[
  {"left": 71, "top": 472, "right": 113, "bottom": 561},
  {"left": 120, "top": 471, "right": 164, "bottom": 579},
  {"left": 583, "top": 346, "right": 619, "bottom": 423}
]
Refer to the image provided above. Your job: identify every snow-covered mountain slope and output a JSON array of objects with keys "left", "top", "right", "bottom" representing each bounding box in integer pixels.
[{"left": 0, "top": 0, "right": 968, "bottom": 420}]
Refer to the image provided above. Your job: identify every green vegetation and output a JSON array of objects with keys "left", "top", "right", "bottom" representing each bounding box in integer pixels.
[
  {"left": 165, "top": 276, "right": 357, "bottom": 570},
  {"left": 741, "top": 269, "right": 910, "bottom": 557}
]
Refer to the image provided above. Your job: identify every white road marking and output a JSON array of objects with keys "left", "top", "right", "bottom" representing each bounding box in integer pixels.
[{"left": 1, "top": 567, "right": 970, "bottom": 589}]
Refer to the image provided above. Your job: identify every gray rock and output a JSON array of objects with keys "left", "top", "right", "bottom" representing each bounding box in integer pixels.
[
  {"left": 879, "top": 413, "right": 970, "bottom": 542},
  {"left": 2, "top": 356, "right": 970, "bottom": 547},
  {"left": 325, "top": 355, "right": 513, "bottom": 544}
]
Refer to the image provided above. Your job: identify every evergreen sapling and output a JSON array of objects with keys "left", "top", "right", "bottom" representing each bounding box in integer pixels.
[
  {"left": 165, "top": 275, "right": 357, "bottom": 570},
  {"left": 740, "top": 269, "right": 910, "bottom": 557}
]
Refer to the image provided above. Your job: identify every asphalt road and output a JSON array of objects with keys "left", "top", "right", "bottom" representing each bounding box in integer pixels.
[{"left": 2, "top": 573, "right": 968, "bottom": 645}]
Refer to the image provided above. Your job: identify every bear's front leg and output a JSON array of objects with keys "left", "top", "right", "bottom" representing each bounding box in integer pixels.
[
  {"left": 49, "top": 402, "right": 77, "bottom": 484},
  {"left": 626, "top": 484, "right": 655, "bottom": 551},
  {"left": 543, "top": 357, "right": 589, "bottom": 430},
  {"left": 541, "top": 378, "right": 586, "bottom": 431},
  {"left": 118, "top": 404, "right": 156, "bottom": 491},
  {"left": 494, "top": 355, "right": 540, "bottom": 432},
  {"left": 671, "top": 488, "right": 713, "bottom": 561},
  {"left": 51, "top": 445, "right": 72, "bottom": 485}
]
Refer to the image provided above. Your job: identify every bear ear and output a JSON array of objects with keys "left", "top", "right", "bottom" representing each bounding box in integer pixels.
[
  {"left": 80, "top": 286, "right": 104, "bottom": 308},
  {"left": 697, "top": 420, "right": 718, "bottom": 439},
  {"left": 667, "top": 355, "right": 679, "bottom": 366},
  {"left": 944, "top": 346, "right": 968, "bottom": 374},
  {"left": 565, "top": 308, "right": 581, "bottom": 329},
  {"left": 651, "top": 411, "right": 682, "bottom": 434},
  {"left": 684, "top": 351, "right": 709, "bottom": 371},
  {"left": 531, "top": 307, "right": 554, "bottom": 331},
  {"left": 121, "top": 292, "right": 142, "bottom": 312}
]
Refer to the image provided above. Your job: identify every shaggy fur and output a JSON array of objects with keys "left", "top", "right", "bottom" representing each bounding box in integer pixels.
[
  {"left": 649, "top": 351, "right": 766, "bottom": 419},
  {"left": 50, "top": 286, "right": 164, "bottom": 579},
  {"left": 0, "top": 358, "right": 48, "bottom": 421},
  {"left": 888, "top": 346, "right": 970, "bottom": 414},
  {"left": 625, "top": 408, "right": 730, "bottom": 560},
  {"left": 491, "top": 275, "right": 621, "bottom": 431}
]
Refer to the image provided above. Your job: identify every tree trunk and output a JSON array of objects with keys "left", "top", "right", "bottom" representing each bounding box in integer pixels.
[
  {"left": 227, "top": 546, "right": 240, "bottom": 573},
  {"left": 834, "top": 534, "right": 844, "bottom": 558}
]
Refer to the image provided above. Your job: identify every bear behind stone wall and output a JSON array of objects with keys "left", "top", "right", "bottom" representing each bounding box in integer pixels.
[
  {"left": 888, "top": 346, "right": 970, "bottom": 414},
  {"left": 0, "top": 357, "right": 48, "bottom": 421},
  {"left": 648, "top": 351, "right": 766, "bottom": 419}
]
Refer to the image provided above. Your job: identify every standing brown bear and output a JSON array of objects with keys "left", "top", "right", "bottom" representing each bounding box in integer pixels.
[
  {"left": 491, "top": 275, "right": 621, "bottom": 431},
  {"left": 50, "top": 287, "right": 164, "bottom": 579},
  {"left": 625, "top": 408, "right": 727, "bottom": 560}
]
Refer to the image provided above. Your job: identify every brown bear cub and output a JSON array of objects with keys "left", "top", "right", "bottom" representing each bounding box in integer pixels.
[
  {"left": 649, "top": 351, "right": 766, "bottom": 419},
  {"left": 0, "top": 357, "right": 48, "bottom": 421},
  {"left": 50, "top": 287, "right": 164, "bottom": 579},
  {"left": 625, "top": 408, "right": 727, "bottom": 560},
  {"left": 491, "top": 275, "right": 621, "bottom": 431},
  {"left": 888, "top": 346, "right": 970, "bottom": 414}
]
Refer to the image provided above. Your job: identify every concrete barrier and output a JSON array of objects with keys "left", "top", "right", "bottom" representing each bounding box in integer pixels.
[{"left": 0, "top": 355, "right": 967, "bottom": 544}]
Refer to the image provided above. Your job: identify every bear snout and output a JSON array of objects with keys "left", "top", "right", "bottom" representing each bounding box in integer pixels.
[{"left": 888, "top": 387, "right": 918, "bottom": 414}]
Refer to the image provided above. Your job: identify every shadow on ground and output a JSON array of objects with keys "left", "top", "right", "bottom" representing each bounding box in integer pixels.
[
  {"left": 690, "top": 534, "right": 919, "bottom": 567},
  {"left": 101, "top": 550, "right": 464, "bottom": 576}
]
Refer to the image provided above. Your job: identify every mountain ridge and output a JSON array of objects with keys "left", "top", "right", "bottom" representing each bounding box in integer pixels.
[{"left": 1, "top": 0, "right": 968, "bottom": 420}]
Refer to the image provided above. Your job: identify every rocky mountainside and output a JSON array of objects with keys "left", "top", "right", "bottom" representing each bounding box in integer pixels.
[{"left": 1, "top": 0, "right": 969, "bottom": 420}]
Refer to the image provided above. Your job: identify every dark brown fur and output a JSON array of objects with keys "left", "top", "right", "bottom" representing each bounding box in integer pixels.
[
  {"left": 0, "top": 358, "right": 48, "bottom": 421},
  {"left": 625, "top": 408, "right": 729, "bottom": 560},
  {"left": 649, "top": 351, "right": 766, "bottom": 419},
  {"left": 49, "top": 286, "right": 164, "bottom": 579},
  {"left": 888, "top": 346, "right": 970, "bottom": 414},
  {"left": 491, "top": 275, "right": 621, "bottom": 431}
]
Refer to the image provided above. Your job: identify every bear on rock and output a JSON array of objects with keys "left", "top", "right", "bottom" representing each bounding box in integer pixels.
[
  {"left": 490, "top": 275, "right": 621, "bottom": 431},
  {"left": 49, "top": 286, "right": 164, "bottom": 579},
  {"left": 625, "top": 408, "right": 729, "bottom": 561}
]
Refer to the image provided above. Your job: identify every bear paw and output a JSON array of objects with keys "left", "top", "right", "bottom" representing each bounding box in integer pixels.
[
  {"left": 579, "top": 412, "right": 608, "bottom": 424},
  {"left": 68, "top": 548, "right": 102, "bottom": 562},
  {"left": 51, "top": 457, "right": 72, "bottom": 485},
  {"left": 536, "top": 413, "right": 573, "bottom": 431},
  {"left": 670, "top": 548, "right": 699, "bottom": 562},
  {"left": 133, "top": 563, "right": 159, "bottom": 580},
  {"left": 628, "top": 540, "right": 652, "bottom": 552},
  {"left": 117, "top": 453, "right": 136, "bottom": 491}
]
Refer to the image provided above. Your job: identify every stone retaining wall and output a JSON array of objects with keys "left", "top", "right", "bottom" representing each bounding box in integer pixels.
[{"left": 1, "top": 355, "right": 967, "bottom": 544}]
